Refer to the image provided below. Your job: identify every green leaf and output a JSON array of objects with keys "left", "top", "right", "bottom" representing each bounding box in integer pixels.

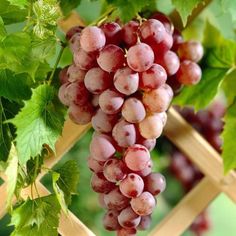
[
  {"left": 60, "top": 0, "right": 81, "bottom": 15},
  {"left": 0, "top": 17, "right": 7, "bottom": 40},
  {"left": 0, "top": 0, "right": 27, "bottom": 24},
  {"left": 10, "top": 194, "right": 60, "bottom": 236},
  {"left": 10, "top": 84, "right": 66, "bottom": 164},
  {"left": 171, "top": 0, "right": 203, "bottom": 26},
  {"left": 54, "top": 160, "right": 79, "bottom": 205},
  {"left": 7, "top": 0, "right": 28, "bottom": 9},
  {"left": 0, "top": 69, "right": 32, "bottom": 101},
  {"left": 5, "top": 144, "right": 18, "bottom": 209},
  {"left": 0, "top": 160, "right": 7, "bottom": 172},
  {"left": 173, "top": 68, "right": 228, "bottom": 110},
  {"left": 221, "top": 99, "right": 236, "bottom": 173}
]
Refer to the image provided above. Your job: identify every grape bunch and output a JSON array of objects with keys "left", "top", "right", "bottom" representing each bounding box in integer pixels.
[
  {"left": 58, "top": 12, "right": 203, "bottom": 235},
  {"left": 169, "top": 102, "right": 225, "bottom": 235}
]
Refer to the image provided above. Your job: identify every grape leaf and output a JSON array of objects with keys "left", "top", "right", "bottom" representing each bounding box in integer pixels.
[
  {"left": 10, "top": 84, "right": 66, "bottom": 164},
  {"left": 0, "top": 69, "right": 32, "bottom": 101},
  {"left": 54, "top": 160, "right": 79, "bottom": 205},
  {"left": 5, "top": 144, "right": 18, "bottom": 209},
  {"left": 0, "top": 17, "right": 7, "bottom": 40},
  {"left": 60, "top": 0, "right": 81, "bottom": 15},
  {"left": 10, "top": 194, "right": 60, "bottom": 236},
  {"left": 7, "top": 0, "right": 28, "bottom": 9},
  {"left": 0, "top": 0, "right": 27, "bottom": 24},
  {"left": 221, "top": 99, "right": 236, "bottom": 173},
  {"left": 171, "top": 0, "right": 203, "bottom": 26}
]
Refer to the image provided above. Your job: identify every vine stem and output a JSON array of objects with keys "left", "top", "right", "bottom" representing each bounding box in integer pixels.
[{"left": 48, "top": 42, "right": 65, "bottom": 85}]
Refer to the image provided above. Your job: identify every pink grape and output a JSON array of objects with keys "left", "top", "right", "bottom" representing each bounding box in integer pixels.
[
  {"left": 151, "top": 12, "right": 174, "bottom": 34},
  {"left": 66, "top": 26, "right": 83, "bottom": 40},
  {"left": 177, "top": 40, "right": 204, "bottom": 62},
  {"left": 114, "top": 67, "right": 139, "bottom": 95},
  {"left": 121, "top": 97, "right": 146, "bottom": 123},
  {"left": 80, "top": 26, "right": 106, "bottom": 52},
  {"left": 69, "top": 33, "right": 81, "bottom": 53},
  {"left": 58, "top": 83, "right": 70, "bottom": 106},
  {"left": 97, "top": 44, "right": 125, "bottom": 72},
  {"left": 176, "top": 60, "right": 202, "bottom": 85},
  {"left": 119, "top": 173, "right": 144, "bottom": 198},
  {"left": 117, "top": 228, "right": 137, "bottom": 236},
  {"left": 122, "top": 21, "right": 139, "bottom": 46},
  {"left": 91, "top": 172, "right": 115, "bottom": 193},
  {"left": 112, "top": 119, "right": 136, "bottom": 148},
  {"left": 137, "top": 138, "right": 156, "bottom": 151},
  {"left": 99, "top": 89, "right": 124, "bottom": 114},
  {"left": 140, "top": 19, "right": 165, "bottom": 45},
  {"left": 90, "top": 134, "right": 116, "bottom": 161},
  {"left": 135, "top": 160, "right": 153, "bottom": 177},
  {"left": 124, "top": 144, "right": 150, "bottom": 171},
  {"left": 143, "top": 84, "right": 173, "bottom": 113},
  {"left": 152, "top": 31, "right": 173, "bottom": 53},
  {"left": 144, "top": 173, "right": 166, "bottom": 195},
  {"left": 103, "top": 210, "right": 120, "bottom": 231},
  {"left": 73, "top": 48, "right": 97, "bottom": 70},
  {"left": 65, "top": 80, "right": 90, "bottom": 106},
  {"left": 155, "top": 50, "right": 180, "bottom": 76},
  {"left": 130, "top": 192, "right": 156, "bottom": 216},
  {"left": 98, "top": 193, "right": 107, "bottom": 209},
  {"left": 84, "top": 67, "right": 111, "bottom": 94},
  {"left": 118, "top": 206, "right": 141, "bottom": 229},
  {"left": 101, "top": 22, "right": 122, "bottom": 45},
  {"left": 138, "top": 114, "right": 164, "bottom": 139},
  {"left": 91, "top": 94, "right": 99, "bottom": 107},
  {"left": 68, "top": 103, "right": 94, "bottom": 125},
  {"left": 140, "top": 64, "right": 167, "bottom": 90},
  {"left": 59, "top": 66, "right": 69, "bottom": 84},
  {"left": 87, "top": 156, "right": 104, "bottom": 173},
  {"left": 127, "top": 43, "right": 154, "bottom": 72},
  {"left": 104, "top": 187, "right": 130, "bottom": 211},
  {"left": 172, "top": 28, "right": 184, "bottom": 51},
  {"left": 67, "top": 64, "right": 86, "bottom": 82},
  {"left": 103, "top": 158, "right": 127, "bottom": 183},
  {"left": 92, "top": 109, "right": 118, "bottom": 133},
  {"left": 137, "top": 215, "right": 152, "bottom": 230}
]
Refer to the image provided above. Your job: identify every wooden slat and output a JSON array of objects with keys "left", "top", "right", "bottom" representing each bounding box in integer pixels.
[
  {"left": 165, "top": 107, "right": 236, "bottom": 203},
  {"left": 149, "top": 176, "right": 220, "bottom": 236}
]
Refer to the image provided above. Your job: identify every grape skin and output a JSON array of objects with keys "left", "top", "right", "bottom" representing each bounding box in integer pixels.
[
  {"left": 74, "top": 48, "right": 97, "bottom": 70},
  {"left": 117, "top": 227, "right": 137, "bottom": 236},
  {"left": 58, "top": 83, "right": 70, "bottom": 106},
  {"left": 101, "top": 22, "right": 122, "bottom": 45},
  {"left": 122, "top": 21, "right": 139, "bottom": 46},
  {"left": 103, "top": 210, "right": 120, "bottom": 231},
  {"left": 67, "top": 64, "right": 86, "bottom": 83},
  {"left": 144, "top": 173, "right": 166, "bottom": 195},
  {"left": 137, "top": 215, "right": 152, "bottom": 230},
  {"left": 87, "top": 156, "right": 104, "bottom": 173}
]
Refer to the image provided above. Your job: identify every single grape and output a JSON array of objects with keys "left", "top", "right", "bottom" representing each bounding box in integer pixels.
[
  {"left": 127, "top": 43, "right": 154, "bottom": 72},
  {"left": 137, "top": 138, "right": 156, "bottom": 151},
  {"left": 130, "top": 191, "right": 156, "bottom": 216},
  {"left": 84, "top": 67, "right": 112, "bottom": 94},
  {"left": 97, "top": 44, "right": 125, "bottom": 72},
  {"left": 172, "top": 28, "right": 184, "bottom": 51},
  {"left": 98, "top": 193, "right": 107, "bottom": 208},
  {"left": 103, "top": 210, "right": 120, "bottom": 231},
  {"left": 66, "top": 26, "right": 83, "bottom": 40},
  {"left": 122, "top": 21, "right": 139, "bottom": 46},
  {"left": 91, "top": 172, "right": 115, "bottom": 193},
  {"left": 134, "top": 160, "right": 153, "bottom": 177},
  {"left": 176, "top": 60, "right": 202, "bottom": 85},
  {"left": 80, "top": 26, "right": 106, "bottom": 52},
  {"left": 101, "top": 22, "right": 122, "bottom": 45},
  {"left": 68, "top": 103, "right": 94, "bottom": 125},
  {"left": 118, "top": 206, "right": 141, "bottom": 229},
  {"left": 103, "top": 158, "right": 127, "bottom": 183},
  {"left": 121, "top": 98, "right": 146, "bottom": 123},
  {"left": 90, "top": 133, "right": 116, "bottom": 161},
  {"left": 65, "top": 80, "right": 90, "bottom": 106},
  {"left": 67, "top": 64, "right": 86, "bottom": 82},
  {"left": 74, "top": 48, "right": 97, "bottom": 70},
  {"left": 140, "top": 19, "right": 165, "bottom": 45},
  {"left": 104, "top": 187, "right": 130, "bottom": 211},
  {"left": 99, "top": 89, "right": 124, "bottom": 114},
  {"left": 58, "top": 83, "right": 70, "bottom": 106},
  {"left": 152, "top": 31, "right": 173, "bottom": 54},
  {"left": 143, "top": 84, "right": 173, "bottom": 113},
  {"left": 137, "top": 215, "right": 152, "bottom": 230},
  {"left": 114, "top": 67, "right": 139, "bottom": 95},
  {"left": 92, "top": 109, "right": 118, "bottom": 133},
  {"left": 144, "top": 173, "right": 166, "bottom": 195},
  {"left": 138, "top": 114, "right": 164, "bottom": 139},
  {"left": 140, "top": 64, "right": 167, "bottom": 90},
  {"left": 69, "top": 33, "right": 81, "bottom": 53},
  {"left": 150, "top": 12, "right": 174, "bottom": 34},
  {"left": 59, "top": 66, "right": 69, "bottom": 84},
  {"left": 87, "top": 156, "right": 104, "bottom": 173},
  {"left": 116, "top": 227, "right": 137, "bottom": 236},
  {"left": 124, "top": 144, "right": 150, "bottom": 171},
  {"left": 112, "top": 119, "right": 136, "bottom": 148},
  {"left": 177, "top": 40, "right": 204, "bottom": 63},
  {"left": 167, "top": 76, "right": 183, "bottom": 95},
  {"left": 155, "top": 51, "right": 180, "bottom": 76},
  {"left": 119, "top": 173, "right": 144, "bottom": 198}
]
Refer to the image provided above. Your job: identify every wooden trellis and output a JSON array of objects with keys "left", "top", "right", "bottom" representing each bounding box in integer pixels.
[{"left": 1, "top": 4, "right": 236, "bottom": 236}]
